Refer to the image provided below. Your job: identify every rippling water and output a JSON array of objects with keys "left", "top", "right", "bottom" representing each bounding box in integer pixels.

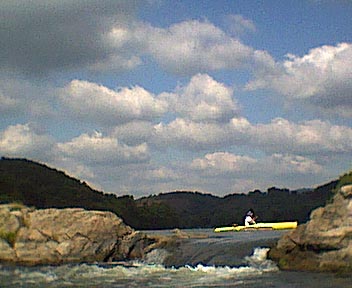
[{"left": 0, "top": 229, "right": 350, "bottom": 287}]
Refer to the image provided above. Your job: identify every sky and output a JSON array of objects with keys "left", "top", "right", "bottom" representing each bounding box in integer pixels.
[{"left": 1, "top": 0, "right": 351, "bottom": 198}]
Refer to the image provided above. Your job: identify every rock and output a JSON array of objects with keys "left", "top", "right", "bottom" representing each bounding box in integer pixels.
[
  {"left": 0, "top": 239, "right": 16, "bottom": 261},
  {"left": 0, "top": 205, "right": 161, "bottom": 266},
  {"left": 269, "top": 184, "right": 352, "bottom": 273},
  {"left": 171, "top": 228, "right": 209, "bottom": 239}
]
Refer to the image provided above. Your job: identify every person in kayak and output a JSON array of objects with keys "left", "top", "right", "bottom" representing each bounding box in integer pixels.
[{"left": 244, "top": 209, "right": 257, "bottom": 226}]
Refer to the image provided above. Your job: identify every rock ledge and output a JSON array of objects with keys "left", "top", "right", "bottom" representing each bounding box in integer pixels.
[
  {"left": 269, "top": 184, "right": 352, "bottom": 272},
  {"left": 0, "top": 205, "right": 161, "bottom": 266}
]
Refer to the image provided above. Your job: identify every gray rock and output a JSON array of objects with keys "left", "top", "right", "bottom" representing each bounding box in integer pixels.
[{"left": 269, "top": 184, "right": 352, "bottom": 273}]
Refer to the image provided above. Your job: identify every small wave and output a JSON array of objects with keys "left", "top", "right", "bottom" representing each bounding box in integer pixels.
[
  {"left": 10, "top": 268, "right": 58, "bottom": 286},
  {"left": 244, "top": 247, "right": 279, "bottom": 272}
]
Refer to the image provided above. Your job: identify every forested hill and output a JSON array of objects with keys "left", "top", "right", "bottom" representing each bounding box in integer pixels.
[
  {"left": 135, "top": 182, "right": 337, "bottom": 228},
  {"left": 0, "top": 157, "right": 343, "bottom": 229}
]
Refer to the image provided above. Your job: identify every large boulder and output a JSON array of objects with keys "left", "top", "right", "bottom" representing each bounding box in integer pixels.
[
  {"left": 269, "top": 185, "right": 352, "bottom": 272},
  {"left": 0, "top": 204, "right": 159, "bottom": 265}
]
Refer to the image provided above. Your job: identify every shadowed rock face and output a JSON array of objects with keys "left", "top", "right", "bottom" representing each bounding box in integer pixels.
[
  {"left": 269, "top": 185, "right": 352, "bottom": 273},
  {"left": 0, "top": 205, "right": 158, "bottom": 266}
]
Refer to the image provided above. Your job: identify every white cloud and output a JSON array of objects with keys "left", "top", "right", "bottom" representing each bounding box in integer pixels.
[
  {"left": 57, "top": 131, "right": 150, "bottom": 165},
  {"left": 160, "top": 74, "right": 238, "bottom": 122},
  {"left": 103, "top": 18, "right": 274, "bottom": 76},
  {"left": 153, "top": 118, "right": 237, "bottom": 150},
  {"left": 247, "top": 43, "right": 352, "bottom": 117},
  {"left": 191, "top": 152, "right": 257, "bottom": 173},
  {"left": 1, "top": 3, "right": 266, "bottom": 77},
  {"left": 152, "top": 114, "right": 352, "bottom": 158},
  {"left": 265, "top": 154, "right": 323, "bottom": 174},
  {"left": 179, "top": 151, "right": 325, "bottom": 195},
  {"left": 0, "top": 124, "right": 54, "bottom": 159},
  {"left": 250, "top": 118, "right": 352, "bottom": 155},
  {"left": 107, "top": 19, "right": 255, "bottom": 75},
  {"left": 61, "top": 80, "right": 168, "bottom": 125},
  {"left": 190, "top": 151, "right": 322, "bottom": 178},
  {"left": 1, "top": 2, "right": 350, "bottom": 198},
  {"left": 56, "top": 75, "right": 349, "bottom": 159},
  {"left": 141, "top": 167, "right": 179, "bottom": 182},
  {"left": 61, "top": 74, "right": 239, "bottom": 129}
]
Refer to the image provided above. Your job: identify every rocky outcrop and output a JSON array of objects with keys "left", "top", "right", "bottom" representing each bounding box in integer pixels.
[
  {"left": 269, "top": 184, "right": 352, "bottom": 273},
  {"left": 0, "top": 204, "right": 160, "bottom": 266}
]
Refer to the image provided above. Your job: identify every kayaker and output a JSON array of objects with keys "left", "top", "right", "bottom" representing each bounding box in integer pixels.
[{"left": 244, "top": 209, "right": 257, "bottom": 226}]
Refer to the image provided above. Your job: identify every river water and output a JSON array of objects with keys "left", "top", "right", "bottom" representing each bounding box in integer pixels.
[{"left": 0, "top": 229, "right": 351, "bottom": 287}]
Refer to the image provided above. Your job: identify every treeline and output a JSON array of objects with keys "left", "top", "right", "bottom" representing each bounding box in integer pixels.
[
  {"left": 0, "top": 158, "right": 180, "bottom": 229},
  {"left": 134, "top": 183, "right": 336, "bottom": 228},
  {"left": 0, "top": 157, "right": 349, "bottom": 229}
]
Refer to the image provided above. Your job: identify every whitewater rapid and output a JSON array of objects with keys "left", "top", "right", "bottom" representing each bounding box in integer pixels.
[
  {"left": 1, "top": 229, "right": 351, "bottom": 287},
  {"left": 0, "top": 247, "right": 278, "bottom": 287}
]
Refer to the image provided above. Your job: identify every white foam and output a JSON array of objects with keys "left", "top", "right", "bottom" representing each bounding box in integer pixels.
[
  {"left": 15, "top": 269, "right": 58, "bottom": 285},
  {"left": 0, "top": 247, "right": 279, "bottom": 287},
  {"left": 244, "top": 247, "right": 279, "bottom": 272}
]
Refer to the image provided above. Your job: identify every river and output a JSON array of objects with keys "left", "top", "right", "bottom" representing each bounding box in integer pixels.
[{"left": 0, "top": 229, "right": 350, "bottom": 287}]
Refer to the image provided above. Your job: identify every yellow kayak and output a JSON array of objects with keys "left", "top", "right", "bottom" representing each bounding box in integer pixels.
[{"left": 214, "top": 221, "right": 298, "bottom": 233}]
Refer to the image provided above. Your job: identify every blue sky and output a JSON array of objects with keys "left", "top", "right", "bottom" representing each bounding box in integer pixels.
[{"left": 1, "top": 1, "right": 351, "bottom": 197}]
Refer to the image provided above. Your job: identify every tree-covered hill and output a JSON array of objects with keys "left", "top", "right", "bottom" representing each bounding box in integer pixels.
[
  {"left": 0, "top": 157, "right": 142, "bottom": 226},
  {"left": 135, "top": 182, "right": 338, "bottom": 228},
  {"left": 0, "top": 157, "right": 346, "bottom": 230}
]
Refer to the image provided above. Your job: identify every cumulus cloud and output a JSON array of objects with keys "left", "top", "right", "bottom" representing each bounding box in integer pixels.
[
  {"left": 60, "top": 74, "right": 240, "bottom": 127},
  {"left": 265, "top": 154, "right": 323, "bottom": 174},
  {"left": 1, "top": 1, "right": 263, "bottom": 77},
  {"left": 190, "top": 152, "right": 322, "bottom": 177},
  {"left": 56, "top": 74, "right": 349, "bottom": 159},
  {"left": 140, "top": 167, "right": 180, "bottom": 182},
  {"left": 61, "top": 80, "right": 167, "bottom": 125},
  {"left": 106, "top": 19, "right": 256, "bottom": 75},
  {"left": 144, "top": 20, "right": 254, "bottom": 74},
  {"left": 247, "top": 43, "right": 352, "bottom": 117},
  {"left": 191, "top": 152, "right": 257, "bottom": 174},
  {"left": 0, "top": 124, "right": 54, "bottom": 159},
  {"left": 152, "top": 114, "right": 352, "bottom": 157},
  {"left": 160, "top": 74, "right": 238, "bottom": 122},
  {"left": 57, "top": 131, "right": 149, "bottom": 165},
  {"left": 1, "top": 2, "right": 350, "bottom": 197},
  {"left": 250, "top": 118, "right": 352, "bottom": 155},
  {"left": 153, "top": 118, "right": 243, "bottom": 150}
]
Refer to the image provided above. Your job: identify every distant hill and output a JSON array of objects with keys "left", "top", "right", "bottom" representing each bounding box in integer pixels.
[
  {"left": 0, "top": 157, "right": 140, "bottom": 223},
  {"left": 0, "top": 157, "right": 343, "bottom": 229},
  {"left": 135, "top": 182, "right": 337, "bottom": 228}
]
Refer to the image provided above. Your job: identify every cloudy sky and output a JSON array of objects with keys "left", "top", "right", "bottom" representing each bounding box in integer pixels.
[{"left": 1, "top": 0, "right": 351, "bottom": 197}]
